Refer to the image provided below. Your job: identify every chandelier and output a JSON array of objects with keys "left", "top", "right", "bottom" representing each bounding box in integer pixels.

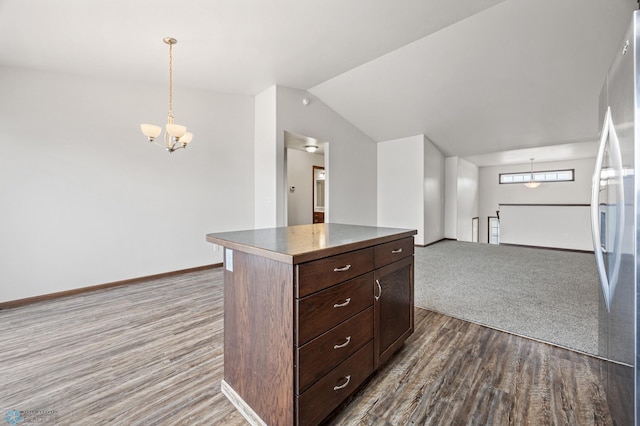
[
  {"left": 140, "top": 37, "right": 193, "bottom": 153},
  {"left": 524, "top": 158, "right": 540, "bottom": 188}
]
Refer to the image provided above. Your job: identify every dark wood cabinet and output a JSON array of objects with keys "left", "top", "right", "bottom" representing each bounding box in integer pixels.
[
  {"left": 374, "top": 255, "right": 414, "bottom": 368},
  {"left": 207, "top": 224, "right": 416, "bottom": 426},
  {"left": 295, "top": 246, "right": 375, "bottom": 425},
  {"left": 313, "top": 211, "right": 324, "bottom": 223}
]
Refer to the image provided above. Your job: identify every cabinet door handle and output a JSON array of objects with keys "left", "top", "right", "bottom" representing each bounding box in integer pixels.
[
  {"left": 333, "top": 298, "right": 351, "bottom": 308},
  {"left": 333, "top": 336, "right": 351, "bottom": 349},
  {"left": 375, "top": 279, "right": 382, "bottom": 301},
  {"left": 391, "top": 248, "right": 403, "bottom": 254},
  {"left": 333, "top": 264, "right": 352, "bottom": 272},
  {"left": 333, "top": 375, "right": 351, "bottom": 391}
]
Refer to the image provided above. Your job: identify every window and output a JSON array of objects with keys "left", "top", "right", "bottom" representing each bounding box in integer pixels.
[{"left": 499, "top": 169, "right": 574, "bottom": 184}]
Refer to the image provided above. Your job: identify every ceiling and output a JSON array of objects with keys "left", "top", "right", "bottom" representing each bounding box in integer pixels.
[
  {"left": 309, "top": 0, "right": 637, "bottom": 161},
  {"left": 0, "top": 0, "right": 636, "bottom": 166},
  {"left": 285, "top": 131, "right": 325, "bottom": 155}
]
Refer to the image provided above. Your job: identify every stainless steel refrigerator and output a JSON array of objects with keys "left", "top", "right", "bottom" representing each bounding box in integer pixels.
[{"left": 592, "top": 10, "right": 638, "bottom": 425}]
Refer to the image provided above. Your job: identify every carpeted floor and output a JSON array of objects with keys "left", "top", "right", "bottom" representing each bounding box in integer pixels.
[{"left": 414, "top": 240, "right": 599, "bottom": 356}]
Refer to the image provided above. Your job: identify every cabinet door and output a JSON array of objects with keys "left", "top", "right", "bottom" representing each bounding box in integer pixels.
[{"left": 373, "top": 255, "right": 414, "bottom": 368}]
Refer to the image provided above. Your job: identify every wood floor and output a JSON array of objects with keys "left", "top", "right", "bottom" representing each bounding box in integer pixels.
[{"left": 0, "top": 268, "right": 612, "bottom": 425}]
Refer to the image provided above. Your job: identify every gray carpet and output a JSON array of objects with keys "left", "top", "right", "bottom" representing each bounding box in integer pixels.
[{"left": 414, "top": 240, "right": 599, "bottom": 356}]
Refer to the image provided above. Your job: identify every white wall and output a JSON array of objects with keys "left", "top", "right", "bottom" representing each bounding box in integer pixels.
[
  {"left": 444, "top": 156, "right": 478, "bottom": 241},
  {"left": 444, "top": 157, "right": 458, "bottom": 239},
  {"left": 477, "top": 157, "right": 596, "bottom": 244},
  {"left": 287, "top": 149, "right": 324, "bottom": 226},
  {"left": 272, "top": 86, "right": 378, "bottom": 226},
  {"left": 0, "top": 65, "right": 255, "bottom": 303},
  {"left": 499, "top": 204, "right": 592, "bottom": 250},
  {"left": 423, "top": 136, "right": 445, "bottom": 245},
  {"left": 456, "top": 158, "right": 479, "bottom": 242},
  {"left": 377, "top": 135, "right": 444, "bottom": 246},
  {"left": 254, "top": 86, "right": 278, "bottom": 228},
  {"left": 378, "top": 136, "right": 425, "bottom": 243}
]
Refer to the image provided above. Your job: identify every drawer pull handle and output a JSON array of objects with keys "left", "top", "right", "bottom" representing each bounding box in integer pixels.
[
  {"left": 333, "top": 264, "right": 352, "bottom": 272},
  {"left": 333, "top": 298, "right": 351, "bottom": 308},
  {"left": 391, "top": 248, "right": 403, "bottom": 254},
  {"left": 375, "top": 279, "right": 382, "bottom": 301},
  {"left": 333, "top": 375, "right": 351, "bottom": 391},
  {"left": 333, "top": 336, "right": 351, "bottom": 349}
]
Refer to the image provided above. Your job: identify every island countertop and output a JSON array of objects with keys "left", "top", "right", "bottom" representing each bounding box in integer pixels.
[{"left": 206, "top": 223, "right": 417, "bottom": 264}]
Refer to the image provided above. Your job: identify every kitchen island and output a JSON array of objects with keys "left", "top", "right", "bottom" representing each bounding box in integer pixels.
[{"left": 206, "top": 223, "right": 417, "bottom": 426}]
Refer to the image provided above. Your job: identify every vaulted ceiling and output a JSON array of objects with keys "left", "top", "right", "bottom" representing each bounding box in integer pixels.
[{"left": 0, "top": 0, "right": 635, "bottom": 165}]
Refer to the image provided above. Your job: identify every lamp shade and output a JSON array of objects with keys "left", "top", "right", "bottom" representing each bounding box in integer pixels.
[
  {"left": 180, "top": 132, "right": 193, "bottom": 144},
  {"left": 141, "top": 124, "right": 162, "bottom": 138},
  {"left": 166, "top": 123, "right": 187, "bottom": 138},
  {"left": 305, "top": 145, "right": 318, "bottom": 153}
]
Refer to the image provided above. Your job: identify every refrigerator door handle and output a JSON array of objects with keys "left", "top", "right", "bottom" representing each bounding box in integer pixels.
[
  {"left": 607, "top": 111, "right": 625, "bottom": 307},
  {"left": 591, "top": 107, "right": 625, "bottom": 312},
  {"left": 591, "top": 107, "right": 612, "bottom": 311}
]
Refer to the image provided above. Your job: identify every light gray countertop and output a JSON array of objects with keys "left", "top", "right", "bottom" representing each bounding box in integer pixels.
[{"left": 206, "top": 223, "right": 416, "bottom": 264}]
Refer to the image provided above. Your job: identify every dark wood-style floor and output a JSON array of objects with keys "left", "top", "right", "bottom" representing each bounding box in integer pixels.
[{"left": 0, "top": 268, "right": 612, "bottom": 425}]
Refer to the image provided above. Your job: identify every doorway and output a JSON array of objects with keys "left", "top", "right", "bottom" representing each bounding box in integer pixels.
[
  {"left": 488, "top": 216, "right": 500, "bottom": 244},
  {"left": 312, "top": 166, "right": 325, "bottom": 223},
  {"left": 472, "top": 217, "right": 479, "bottom": 242},
  {"left": 285, "top": 131, "right": 327, "bottom": 226}
]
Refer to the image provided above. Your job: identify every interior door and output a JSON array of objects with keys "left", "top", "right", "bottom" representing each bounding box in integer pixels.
[{"left": 471, "top": 217, "right": 479, "bottom": 243}]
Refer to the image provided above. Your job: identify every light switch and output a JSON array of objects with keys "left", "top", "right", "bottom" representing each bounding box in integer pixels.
[{"left": 225, "top": 249, "right": 233, "bottom": 272}]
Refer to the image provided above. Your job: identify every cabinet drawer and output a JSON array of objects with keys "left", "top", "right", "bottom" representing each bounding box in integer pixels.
[
  {"left": 297, "top": 307, "right": 373, "bottom": 394},
  {"left": 297, "top": 272, "right": 373, "bottom": 345},
  {"left": 373, "top": 237, "right": 414, "bottom": 269},
  {"left": 297, "top": 341, "right": 373, "bottom": 426},
  {"left": 297, "top": 247, "right": 374, "bottom": 298}
]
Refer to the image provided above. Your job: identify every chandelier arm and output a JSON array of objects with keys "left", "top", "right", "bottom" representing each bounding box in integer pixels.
[
  {"left": 167, "top": 144, "right": 186, "bottom": 153},
  {"left": 164, "top": 130, "right": 186, "bottom": 153}
]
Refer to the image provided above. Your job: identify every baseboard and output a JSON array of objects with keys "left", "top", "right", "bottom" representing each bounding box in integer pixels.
[
  {"left": 414, "top": 238, "right": 448, "bottom": 248},
  {"left": 221, "top": 380, "right": 267, "bottom": 426},
  {"left": 426, "top": 238, "right": 448, "bottom": 247},
  {"left": 0, "top": 263, "right": 223, "bottom": 310},
  {"left": 499, "top": 243, "right": 594, "bottom": 254}
]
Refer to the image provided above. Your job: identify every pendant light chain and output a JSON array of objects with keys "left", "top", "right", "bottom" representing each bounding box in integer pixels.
[
  {"left": 530, "top": 158, "right": 534, "bottom": 180},
  {"left": 168, "top": 40, "right": 174, "bottom": 123}
]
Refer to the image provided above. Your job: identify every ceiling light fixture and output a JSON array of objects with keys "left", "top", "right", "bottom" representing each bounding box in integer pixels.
[
  {"left": 304, "top": 144, "right": 319, "bottom": 153},
  {"left": 524, "top": 158, "right": 540, "bottom": 188},
  {"left": 140, "top": 37, "right": 193, "bottom": 153}
]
